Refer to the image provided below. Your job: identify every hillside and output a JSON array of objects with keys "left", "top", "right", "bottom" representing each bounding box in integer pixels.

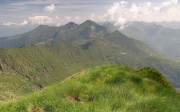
[
  {"left": 0, "top": 65, "right": 179, "bottom": 112},
  {"left": 0, "top": 25, "right": 59, "bottom": 48},
  {"left": 0, "top": 20, "right": 180, "bottom": 101}
]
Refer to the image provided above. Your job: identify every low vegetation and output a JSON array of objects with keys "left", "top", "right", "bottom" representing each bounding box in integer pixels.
[
  {"left": 0, "top": 20, "right": 180, "bottom": 102},
  {"left": 0, "top": 65, "right": 179, "bottom": 112}
]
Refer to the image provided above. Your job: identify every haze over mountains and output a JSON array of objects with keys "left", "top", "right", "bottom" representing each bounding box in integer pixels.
[
  {"left": 102, "top": 21, "right": 180, "bottom": 57},
  {"left": 0, "top": 25, "right": 37, "bottom": 37},
  {"left": 156, "top": 21, "right": 180, "bottom": 29},
  {"left": 122, "top": 22, "right": 180, "bottom": 57}
]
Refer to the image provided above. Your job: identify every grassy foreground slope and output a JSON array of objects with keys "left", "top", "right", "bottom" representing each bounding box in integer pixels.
[
  {"left": 0, "top": 40, "right": 180, "bottom": 102},
  {"left": 0, "top": 65, "right": 179, "bottom": 112}
]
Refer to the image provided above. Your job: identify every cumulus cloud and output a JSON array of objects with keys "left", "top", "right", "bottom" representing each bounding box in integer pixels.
[
  {"left": 75, "top": 16, "right": 80, "bottom": 21},
  {"left": 1, "top": 20, "right": 28, "bottom": 26},
  {"left": 90, "top": 13, "right": 96, "bottom": 21},
  {"left": 1, "top": 22, "right": 18, "bottom": 26},
  {"left": 27, "top": 16, "right": 70, "bottom": 26},
  {"left": 104, "top": 0, "right": 180, "bottom": 29},
  {"left": 2, "top": 16, "right": 61, "bottom": 26},
  {"left": 44, "top": 4, "right": 55, "bottom": 12},
  {"left": 1, "top": 15, "right": 83, "bottom": 26},
  {"left": 19, "top": 20, "right": 28, "bottom": 26},
  {"left": 65, "top": 17, "right": 71, "bottom": 21},
  {"left": 91, "top": 13, "right": 95, "bottom": 18},
  {"left": 28, "top": 16, "right": 53, "bottom": 24},
  {"left": 74, "top": 16, "right": 82, "bottom": 23}
]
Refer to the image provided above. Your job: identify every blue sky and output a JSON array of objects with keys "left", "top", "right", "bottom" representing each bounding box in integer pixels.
[
  {"left": 0, "top": 0, "right": 114, "bottom": 23},
  {"left": 0, "top": 0, "right": 179, "bottom": 26}
]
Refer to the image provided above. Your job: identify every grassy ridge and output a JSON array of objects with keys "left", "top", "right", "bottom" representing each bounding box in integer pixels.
[{"left": 0, "top": 65, "right": 179, "bottom": 112}]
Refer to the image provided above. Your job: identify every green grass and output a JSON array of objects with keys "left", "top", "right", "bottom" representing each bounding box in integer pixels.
[
  {"left": 0, "top": 73, "right": 39, "bottom": 102},
  {"left": 0, "top": 65, "right": 179, "bottom": 112},
  {"left": 0, "top": 40, "right": 180, "bottom": 102}
]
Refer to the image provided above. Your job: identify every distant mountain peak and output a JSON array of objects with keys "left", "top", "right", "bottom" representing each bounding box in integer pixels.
[
  {"left": 112, "top": 30, "right": 124, "bottom": 36},
  {"left": 80, "top": 20, "right": 98, "bottom": 27},
  {"left": 69, "top": 22, "right": 77, "bottom": 24},
  {"left": 78, "top": 20, "right": 107, "bottom": 34},
  {"left": 38, "top": 24, "right": 49, "bottom": 27},
  {"left": 65, "top": 22, "right": 78, "bottom": 27},
  {"left": 36, "top": 25, "right": 50, "bottom": 29},
  {"left": 113, "top": 30, "right": 121, "bottom": 34},
  {"left": 33, "top": 25, "right": 58, "bottom": 32},
  {"left": 84, "top": 20, "right": 96, "bottom": 23},
  {"left": 59, "top": 22, "right": 78, "bottom": 30},
  {"left": 30, "top": 25, "right": 58, "bottom": 34}
]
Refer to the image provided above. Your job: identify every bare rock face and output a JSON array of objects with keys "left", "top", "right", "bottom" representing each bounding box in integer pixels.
[
  {"left": 0, "top": 64, "right": 2, "bottom": 72},
  {"left": 0, "top": 63, "right": 16, "bottom": 75}
]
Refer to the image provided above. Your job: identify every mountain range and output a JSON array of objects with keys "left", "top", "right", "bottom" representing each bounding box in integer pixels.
[
  {"left": 0, "top": 20, "right": 180, "bottom": 102},
  {"left": 102, "top": 21, "right": 180, "bottom": 57}
]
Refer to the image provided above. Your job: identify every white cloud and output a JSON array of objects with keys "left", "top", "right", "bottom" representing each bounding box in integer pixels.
[
  {"left": 44, "top": 4, "right": 55, "bottom": 12},
  {"left": 114, "top": 17, "right": 126, "bottom": 29},
  {"left": 74, "top": 16, "right": 82, "bottom": 23},
  {"left": 19, "top": 20, "right": 28, "bottom": 26},
  {"left": 1, "top": 16, "right": 64, "bottom": 26},
  {"left": 75, "top": 16, "right": 80, "bottom": 21},
  {"left": 54, "top": 16, "right": 65, "bottom": 26},
  {"left": 1, "top": 22, "right": 17, "bottom": 26},
  {"left": 1, "top": 20, "right": 28, "bottom": 26},
  {"left": 91, "top": 13, "right": 95, "bottom": 18},
  {"left": 28, "top": 16, "right": 54, "bottom": 24},
  {"left": 27, "top": 16, "right": 67, "bottom": 26},
  {"left": 90, "top": 13, "right": 96, "bottom": 21},
  {"left": 1, "top": 15, "right": 82, "bottom": 26},
  {"left": 104, "top": 0, "right": 180, "bottom": 29},
  {"left": 65, "top": 16, "right": 72, "bottom": 22}
]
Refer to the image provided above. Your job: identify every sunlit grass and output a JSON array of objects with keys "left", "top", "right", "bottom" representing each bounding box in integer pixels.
[{"left": 0, "top": 65, "right": 179, "bottom": 112}]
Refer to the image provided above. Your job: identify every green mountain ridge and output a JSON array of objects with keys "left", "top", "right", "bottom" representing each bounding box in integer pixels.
[
  {"left": 0, "top": 65, "right": 179, "bottom": 112},
  {"left": 0, "top": 20, "right": 180, "bottom": 102}
]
